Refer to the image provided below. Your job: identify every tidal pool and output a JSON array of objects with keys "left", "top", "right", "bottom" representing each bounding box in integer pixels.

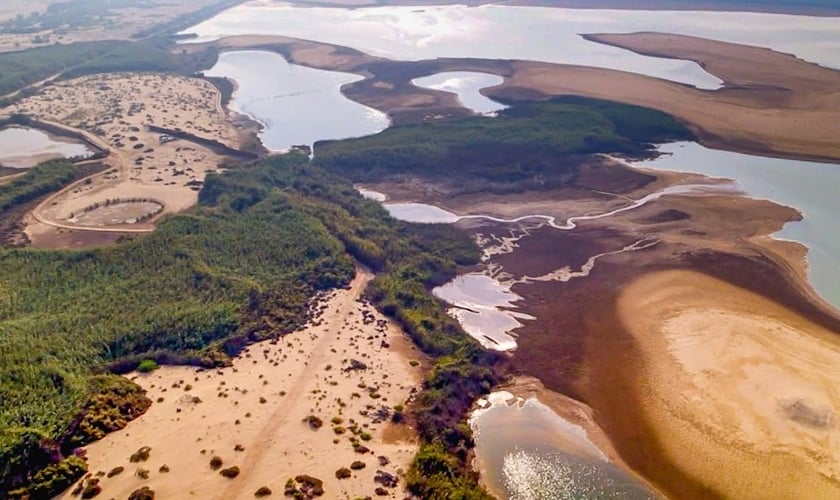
[
  {"left": 203, "top": 50, "right": 388, "bottom": 151},
  {"left": 632, "top": 142, "right": 840, "bottom": 311},
  {"left": 432, "top": 274, "right": 532, "bottom": 351},
  {"left": 411, "top": 72, "right": 506, "bottom": 114},
  {"left": 471, "top": 392, "right": 657, "bottom": 499},
  {"left": 0, "top": 127, "right": 92, "bottom": 168}
]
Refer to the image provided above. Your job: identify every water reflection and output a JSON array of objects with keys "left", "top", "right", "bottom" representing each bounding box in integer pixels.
[
  {"left": 433, "top": 274, "right": 531, "bottom": 351},
  {"left": 632, "top": 142, "right": 840, "bottom": 311},
  {"left": 471, "top": 392, "right": 657, "bottom": 499},
  {"left": 203, "top": 50, "right": 388, "bottom": 151},
  {"left": 0, "top": 127, "right": 92, "bottom": 168},
  {"left": 412, "top": 72, "right": 506, "bottom": 114}
]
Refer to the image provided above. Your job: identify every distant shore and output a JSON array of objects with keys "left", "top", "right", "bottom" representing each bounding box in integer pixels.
[{"left": 284, "top": 0, "right": 840, "bottom": 16}]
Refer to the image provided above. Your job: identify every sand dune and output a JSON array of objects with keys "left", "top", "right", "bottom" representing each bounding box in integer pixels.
[{"left": 618, "top": 270, "right": 840, "bottom": 499}]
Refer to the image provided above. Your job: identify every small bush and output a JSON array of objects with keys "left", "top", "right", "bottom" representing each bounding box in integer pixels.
[
  {"left": 350, "top": 461, "right": 366, "bottom": 470},
  {"left": 209, "top": 456, "right": 223, "bottom": 470},
  {"left": 359, "top": 432, "right": 372, "bottom": 441},
  {"left": 159, "top": 464, "right": 170, "bottom": 473},
  {"left": 129, "top": 446, "right": 151, "bottom": 462},
  {"left": 335, "top": 467, "right": 351, "bottom": 479},
  {"left": 128, "top": 486, "right": 155, "bottom": 500},
  {"left": 107, "top": 466, "right": 124, "bottom": 478},
  {"left": 220, "top": 466, "right": 240, "bottom": 478},
  {"left": 254, "top": 486, "right": 272, "bottom": 497},
  {"left": 305, "top": 415, "right": 323, "bottom": 430},
  {"left": 137, "top": 360, "right": 159, "bottom": 373},
  {"left": 81, "top": 478, "right": 102, "bottom": 499}
]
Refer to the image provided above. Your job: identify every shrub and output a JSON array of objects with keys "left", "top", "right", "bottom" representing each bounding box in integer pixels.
[
  {"left": 304, "top": 415, "right": 323, "bottom": 430},
  {"left": 255, "top": 486, "right": 272, "bottom": 497},
  {"left": 128, "top": 486, "right": 155, "bottom": 500},
  {"left": 359, "top": 432, "right": 372, "bottom": 441},
  {"left": 129, "top": 446, "right": 151, "bottom": 462},
  {"left": 136, "top": 360, "right": 159, "bottom": 373},
  {"left": 220, "top": 466, "right": 240, "bottom": 478},
  {"left": 107, "top": 466, "right": 124, "bottom": 478},
  {"left": 350, "top": 461, "right": 365, "bottom": 470},
  {"left": 335, "top": 468, "right": 351, "bottom": 479},
  {"left": 209, "top": 456, "right": 223, "bottom": 470}
]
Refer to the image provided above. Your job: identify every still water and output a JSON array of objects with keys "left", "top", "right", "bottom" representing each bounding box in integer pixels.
[
  {"left": 632, "top": 142, "right": 840, "bottom": 311},
  {"left": 412, "top": 72, "right": 507, "bottom": 114},
  {"left": 0, "top": 127, "right": 92, "bottom": 168},
  {"left": 185, "top": 3, "right": 838, "bottom": 89},
  {"left": 471, "top": 392, "right": 657, "bottom": 499},
  {"left": 203, "top": 50, "right": 388, "bottom": 151}
]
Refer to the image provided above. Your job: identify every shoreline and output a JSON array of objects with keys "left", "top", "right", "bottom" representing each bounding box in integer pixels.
[
  {"left": 360, "top": 147, "right": 840, "bottom": 497},
  {"left": 282, "top": 0, "right": 840, "bottom": 17}
]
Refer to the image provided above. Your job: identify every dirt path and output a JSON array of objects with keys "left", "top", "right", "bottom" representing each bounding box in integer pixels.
[
  {"left": 220, "top": 268, "right": 372, "bottom": 498},
  {"left": 62, "top": 267, "right": 423, "bottom": 499}
]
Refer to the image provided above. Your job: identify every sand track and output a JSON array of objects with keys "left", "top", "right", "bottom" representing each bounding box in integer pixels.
[{"left": 60, "top": 268, "right": 423, "bottom": 499}]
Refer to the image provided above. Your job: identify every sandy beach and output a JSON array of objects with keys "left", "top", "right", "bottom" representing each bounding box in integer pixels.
[
  {"left": 59, "top": 268, "right": 424, "bottom": 499},
  {"left": 617, "top": 270, "right": 840, "bottom": 499}
]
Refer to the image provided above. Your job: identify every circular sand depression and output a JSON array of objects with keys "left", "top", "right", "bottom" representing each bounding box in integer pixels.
[
  {"left": 70, "top": 200, "right": 163, "bottom": 226},
  {"left": 618, "top": 270, "right": 840, "bottom": 498}
]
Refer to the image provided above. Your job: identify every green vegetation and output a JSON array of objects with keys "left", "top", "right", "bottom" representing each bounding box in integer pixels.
[
  {"left": 0, "top": 95, "right": 695, "bottom": 497},
  {"left": 0, "top": 154, "right": 354, "bottom": 497},
  {"left": 136, "top": 359, "right": 159, "bottom": 373},
  {"left": 315, "top": 96, "right": 692, "bottom": 192},
  {"left": 0, "top": 160, "right": 79, "bottom": 212},
  {"left": 0, "top": 37, "right": 219, "bottom": 101},
  {"left": 1, "top": 1, "right": 162, "bottom": 35}
]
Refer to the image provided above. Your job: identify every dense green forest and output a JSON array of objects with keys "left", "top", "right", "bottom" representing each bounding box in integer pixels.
[
  {"left": 0, "top": 151, "right": 497, "bottom": 497},
  {"left": 0, "top": 154, "right": 356, "bottom": 497},
  {"left": 314, "top": 96, "right": 693, "bottom": 190},
  {"left": 0, "top": 37, "right": 219, "bottom": 101}
]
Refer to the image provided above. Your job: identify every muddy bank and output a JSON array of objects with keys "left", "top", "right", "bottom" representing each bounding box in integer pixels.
[
  {"left": 189, "top": 31, "right": 840, "bottom": 163},
  {"left": 363, "top": 150, "right": 840, "bottom": 498}
]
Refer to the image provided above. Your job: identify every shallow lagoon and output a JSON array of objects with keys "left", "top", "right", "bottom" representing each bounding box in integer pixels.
[
  {"left": 633, "top": 142, "right": 840, "bottom": 311},
  {"left": 411, "top": 72, "right": 506, "bottom": 114},
  {"left": 471, "top": 392, "right": 657, "bottom": 499},
  {"left": 203, "top": 50, "right": 388, "bottom": 151},
  {"left": 186, "top": 3, "right": 838, "bottom": 89},
  {"left": 0, "top": 127, "right": 92, "bottom": 168}
]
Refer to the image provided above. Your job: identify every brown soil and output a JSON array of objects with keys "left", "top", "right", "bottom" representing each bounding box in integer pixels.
[
  {"left": 367, "top": 151, "right": 840, "bottom": 498},
  {"left": 199, "top": 32, "right": 840, "bottom": 163}
]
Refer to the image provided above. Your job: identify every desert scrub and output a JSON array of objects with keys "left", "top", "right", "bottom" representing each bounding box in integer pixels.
[
  {"left": 335, "top": 468, "right": 351, "bottom": 479},
  {"left": 255, "top": 486, "right": 272, "bottom": 497},
  {"left": 220, "top": 466, "right": 240, "bottom": 478},
  {"left": 359, "top": 432, "right": 372, "bottom": 441},
  {"left": 350, "top": 461, "right": 366, "bottom": 470},
  {"left": 209, "top": 456, "right": 223, "bottom": 470},
  {"left": 305, "top": 415, "right": 323, "bottom": 430},
  {"left": 106, "top": 466, "right": 124, "bottom": 478},
  {"left": 129, "top": 446, "right": 151, "bottom": 462},
  {"left": 128, "top": 486, "right": 155, "bottom": 500}
]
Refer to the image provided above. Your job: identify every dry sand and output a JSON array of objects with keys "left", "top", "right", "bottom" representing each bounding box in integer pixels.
[
  {"left": 497, "top": 33, "right": 840, "bottom": 162},
  {"left": 618, "top": 270, "right": 840, "bottom": 499},
  {"left": 2, "top": 72, "right": 244, "bottom": 237},
  {"left": 0, "top": 0, "right": 229, "bottom": 53},
  {"left": 60, "top": 268, "right": 424, "bottom": 500}
]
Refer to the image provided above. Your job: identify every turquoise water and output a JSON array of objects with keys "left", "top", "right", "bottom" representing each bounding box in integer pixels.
[{"left": 203, "top": 50, "right": 388, "bottom": 151}]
